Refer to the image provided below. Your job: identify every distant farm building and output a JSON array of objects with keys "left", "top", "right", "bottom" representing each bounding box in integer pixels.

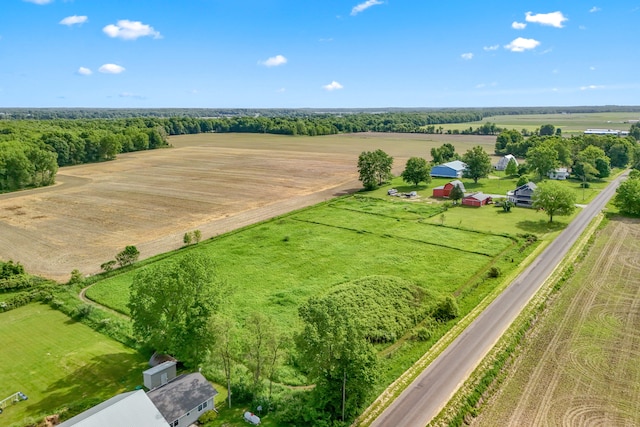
[
  {"left": 461, "top": 192, "right": 492, "bottom": 207},
  {"left": 508, "top": 182, "right": 537, "bottom": 208},
  {"left": 432, "top": 180, "right": 466, "bottom": 198},
  {"left": 495, "top": 154, "right": 518, "bottom": 171},
  {"left": 584, "top": 129, "right": 629, "bottom": 136},
  {"left": 548, "top": 168, "right": 570, "bottom": 180},
  {"left": 430, "top": 160, "right": 467, "bottom": 178}
]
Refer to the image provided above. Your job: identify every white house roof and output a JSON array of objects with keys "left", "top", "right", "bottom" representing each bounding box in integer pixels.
[
  {"left": 147, "top": 373, "right": 218, "bottom": 423},
  {"left": 58, "top": 390, "right": 169, "bottom": 427},
  {"left": 442, "top": 160, "right": 467, "bottom": 171}
]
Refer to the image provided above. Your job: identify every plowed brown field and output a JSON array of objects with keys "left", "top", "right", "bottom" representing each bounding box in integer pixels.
[
  {"left": 473, "top": 217, "right": 640, "bottom": 426},
  {"left": 0, "top": 132, "right": 495, "bottom": 281}
]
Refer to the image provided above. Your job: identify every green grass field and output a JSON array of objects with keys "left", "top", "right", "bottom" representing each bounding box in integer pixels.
[
  {"left": 0, "top": 304, "right": 147, "bottom": 427},
  {"left": 87, "top": 196, "right": 515, "bottom": 331},
  {"left": 438, "top": 112, "right": 639, "bottom": 135}
]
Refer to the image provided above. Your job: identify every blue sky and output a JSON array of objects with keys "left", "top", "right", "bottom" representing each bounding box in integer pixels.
[{"left": 1, "top": 0, "right": 639, "bottom": 108}]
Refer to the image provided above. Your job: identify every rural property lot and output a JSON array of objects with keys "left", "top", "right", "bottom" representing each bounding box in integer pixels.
[
  {"left": 0, "top": 132, "right": 494, "bottom": 281},
  {"left": 473, "top": 217, "right": 640, "bottom": 426}
]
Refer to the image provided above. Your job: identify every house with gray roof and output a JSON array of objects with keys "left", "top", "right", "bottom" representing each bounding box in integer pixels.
[
  {"left": 147, "top": 372, "right": 218, "bottom": 427},
  {"left": 58, "top": 390, "right": 169, "bottom": 427},
  {"left": 508, "top": 182, "right": 537, "bottom": 207}
]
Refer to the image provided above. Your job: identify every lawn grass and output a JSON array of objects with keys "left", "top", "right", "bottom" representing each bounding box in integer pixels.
[{"left": 0, "top": 303, "right": 147, "bottom": 427}]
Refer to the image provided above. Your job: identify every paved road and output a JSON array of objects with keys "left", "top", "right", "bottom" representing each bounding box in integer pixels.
[{"left": 371, "top": 173, "right": 627, "bottom": 427}]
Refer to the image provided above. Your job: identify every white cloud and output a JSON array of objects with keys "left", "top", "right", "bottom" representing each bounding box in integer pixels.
[
  {"left": 323, "top": 81, "right": 344, "bottom": 91},
  {"left": 512, "top": 21, "right": 527, "bottom": 30},
  {"left": 259, "top": 55, "right": 287, "bottom": 67},
  {"left": 504, "top": 37, "right": 540, "bottom": 52},
  {"left": 483, "top": 44, "right": 499, "bottom": 51},
  {"left": 276, "top": 88, "right": 286, "bottom": 93},
  {"left": 580, "top": 84, "right": 604, "bottom": 90},
  {"left": 461, "top": 53, "right": 473, "bottom": 60},
  {"left": 590, "top": 66, "right": 596, "bottom": 70},
  {"left": 525, "top": 11, "right": 568, "bottom": 28},
  {"left": 119, "top": 92, "right": 145, "bottom": 99},
  {"left": 319, "top": 38, "right": 334, "bottom": 42},
  {"left": 77, "top": 67, "right": 92, "bottom": 75},
  {"left": 103, "top": 20, "right": 161, "bottom": 40},
  {"left": 60, "top": 15, "right": 87, "bottom": 26},
  {"left": 23, "top": 0, "right": 53, "bottom": 4},
  {"left": 351, "top": 0, "right": 382, "bottom": 16},
  {"left": 98, "top": 63, "right": 125, "bottom": 74},
  {"left": 589, "top": 6, "right": 601, "bottom": 13}
]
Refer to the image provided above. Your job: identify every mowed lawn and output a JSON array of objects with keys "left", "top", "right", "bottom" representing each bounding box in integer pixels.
[
  {"left": 0, "top": 304, "right": 147, "bottom": 427},
  {"left": 86, "top": 196, "right": 515, "bottom": 331}
]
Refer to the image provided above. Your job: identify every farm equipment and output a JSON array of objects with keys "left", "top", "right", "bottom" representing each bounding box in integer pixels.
[{"left": 0, "top": 391, "right": 28, "bottom": 414}]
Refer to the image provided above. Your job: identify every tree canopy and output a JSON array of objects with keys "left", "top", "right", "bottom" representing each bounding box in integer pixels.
[
  {"left": 532, "top": 181, "right": 576, "bottom": 222},
  {"left": 526, "top": 143, "right": 558, "bottom": 180},
  {"left": 128, "top": 252, "right": 223, "bottom": 367},
  {"left": 357, "top": 149, "right": 393, "bottom": 190},
  {"left": 296, "top": 297, "right": 378, "bottom": 422},
  {"left": 613, "top": 174, "right": 640, "bottom": 216},
  {"left": 462, "top": 146, "right": 492, "bottom": 183},
  {"left": 401, "top": 157, "right": 430, "bottom": 187}
]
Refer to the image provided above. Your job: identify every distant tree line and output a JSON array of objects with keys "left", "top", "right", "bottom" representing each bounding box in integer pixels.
[
  {"left": 0, "top": 119, "right": 169, "bottom": 192},
  {"left": 3, "top": 105, "right": 640, "bottom": 120}
]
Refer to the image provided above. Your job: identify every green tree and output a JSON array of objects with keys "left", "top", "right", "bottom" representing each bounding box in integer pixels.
[
  {"left": 539, "top": 124, "right": 555, "bottom": 136},
  {"left": 208, "top": 314, "right": 240, "bottom": 409},
  {"left": 576, "top": 145, "right": 610, "bottom": 179},
  {"left": 128, "top": 252, "right": 223, "bottom": 367},
  {"left": 115, "top": 245, "right": 140, "bottom": 267},
  {"left": 430, "top": 143, "right": 458, "bottom": 164},
  {"left": 357, "top": 149, "right": 393, "bottom": 190},
  {"left": 613, "top": 175, "right": 640, "bottom": 216},
  {"left": 462, "top": 146, "right": 492, "bottom": 183},
  {"left": 505, "top": 158, "right": 518, "bottom": 176},
  {"left": 296, "top": 297, "right": 378, "bottom": 422},
  {"left": 629, "top": 122, "right": 640, "bottom": 141},
  {"left": 532, "top": 181, "right": 576, "bottom": 222},
  {"left": 401, "top": 157, "right": 430, "bottom": 187},
  {"left": 526, "top": 144, "right": 557, "bottom": 180},
  {"left": 495, "top": 129, "right": 523, "bottom": 155},
  {"left": 449, "top": 183, "right": 464, "bottom": 205}
]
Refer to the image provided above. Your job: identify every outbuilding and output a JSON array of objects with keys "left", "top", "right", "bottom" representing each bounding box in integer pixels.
[
  {"left": 548, "top": 168, "right": 570, "bottom": 180},
  {"left": 461, "top": 192, "right": 492, "bottom": 207},
  {"left": 495, "top": 154, "right": 518, "bottom": 171},
  {"left": 430, "top": 160, "right": 467, "bottom": 178},
  {"left": 144, "top": 361, "right": 177, "bottom": 390},
  {"left": 432, "top": 180, "right": 466, "bottom": 198}
]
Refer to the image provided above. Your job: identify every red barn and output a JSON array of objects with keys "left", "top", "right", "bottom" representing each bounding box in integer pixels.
[
  {"left": 461, "top": 192, "right": 492, "bottom": 207},
  {"left": 432, "top": 180, "right": 465, "bottom": 198}
]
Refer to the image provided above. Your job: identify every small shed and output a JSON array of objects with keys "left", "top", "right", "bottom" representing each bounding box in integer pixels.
[
  {"left": 144, "top": 361, "right": 177, "bottom": 390},
  {"left": 548, "top": 168, "right": 570, "bottom": 180},
  {"left": 462, "top": 192, "right": 492, "bottom": 207},
  {"left": 430, "top": 160, "right": 467, "bottom": 178},
  {"left": 432, "top": 180, "right": 466, "bottom": 198},
  {"left": 495, "top": 154, "right": 518, "bottom": 171}
]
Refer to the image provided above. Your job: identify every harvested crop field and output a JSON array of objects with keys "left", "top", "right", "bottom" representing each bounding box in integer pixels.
[
  {"left": 0, "top": 132, "right": 495, "bottom": 281},
  {"left": 472, "top": 217, "right": 640, "bottom": 426}
]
